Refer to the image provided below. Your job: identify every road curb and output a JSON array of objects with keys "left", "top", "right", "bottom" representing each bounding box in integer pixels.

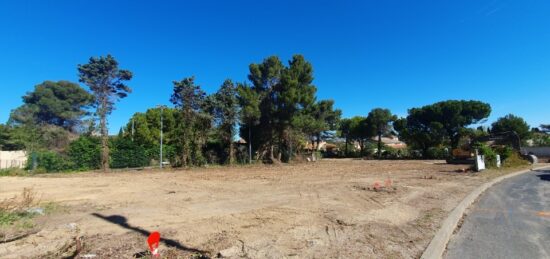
[{"left": 420, "top": 165, "right": 550, "bottom": 259}]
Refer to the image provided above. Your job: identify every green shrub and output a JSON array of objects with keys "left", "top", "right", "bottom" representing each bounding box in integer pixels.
[
  {"left": 67, "top": 136, "right": 101, "bottom": 171},
  {"left": 478, "top": 144, "right": 498, "bottom": 168},
  {"left": 0, "top": 168, "right": 28, "bottom": 176},
  {"left": 110, "top": 137, "right": 149, "bottom": 168},
  {"left": 426, "top": 147, "right": 449, "bottom": 159},
  {"left": 28, "top": 151, "right": 72, "bottom": 172}
]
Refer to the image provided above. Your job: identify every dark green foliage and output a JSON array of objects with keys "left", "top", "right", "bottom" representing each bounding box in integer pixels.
[
  {"left": 210, "top": 79, "right": 239, "bottom": 164},
  {"left": 78, "top": 54, "right": 133, "bottom": 172},
  {"left": 299, "top": 100, "right": 342, "bottom": 150},
  {"left": 124, "top": 107, "right": 177, "bottom": 149},
  {"left": 237, "top": 82, "right": 261, "bottom": 163},
  {"left": 338, "top": 118, "right": 353, "bottom": 156},
  {"left": 477, "top": 144, "right": 498, "bottom": 168},
  {"left": 491, "top": 114, "right": 531, "bottom": 141},
  {"left": 540, "top": 124, "right": 550, "bottom": 133},
  {"left": 242, "top": 55, "right": 318, "bottom": 162},
  {"left": 8, "top": 81, "right": 93, "bottom": 132},
  {"left": 170, "top": 77, "right": 211, "bottom": 166},
  {"left": 29, "top": 151, "right": 72, "bottom": 173},
  {"left": 366, "top": 108, "right": 397, "bottom": 159},
  {"left": 395, "top": 100, "right": 491, "bottom": 157},
  {"left": 3, "top": 124, "right": 70, "bottom": 152},
  {"left": 67, "top": 136, "right": 101, "bottom": 170},
  {"left": 0, "top": 124, "right": 25, "bottom": 150},
  {"left": 337, "top": 116, "right": 373, "bottom": 157},
  {"left": 110, "top": 137, "right": 149, "bottom": 168}
]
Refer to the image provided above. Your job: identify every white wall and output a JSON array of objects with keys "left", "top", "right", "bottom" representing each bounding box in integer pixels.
[{"left": 0, "top": 151, "right": 27, "bottom": 169}]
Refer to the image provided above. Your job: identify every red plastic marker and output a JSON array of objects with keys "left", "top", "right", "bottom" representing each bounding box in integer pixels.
[{"left": 147, "top": 231, "right": 161, "bottom": 258}]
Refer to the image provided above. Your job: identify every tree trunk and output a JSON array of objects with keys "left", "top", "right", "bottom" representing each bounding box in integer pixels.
[
  {"left": 269, "top": 144, "right": 275, "bottom": 161},
  {"left": 344, "top": 136, "right": 349, "bottom": 157},
  {"left": 229, "top": 135, "right": 234, "bottom": 165},
  {"left": 377, "top": 133, "right": 382, "bottom": 159},
  {"left": 248, "top": 126, "right": 252, "bottom": 164},
  {"left": 360, "top": 139, "right": 364, "bottom": 157},
  {"left": 99, "top": 107, "right": 110, "bottom": 173},
  {"left": 422, "top": 146, "right": 429, "bottom": 158}
]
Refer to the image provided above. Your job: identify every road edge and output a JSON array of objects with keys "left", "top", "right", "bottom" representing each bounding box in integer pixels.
[{"left": 420, "top": 165, "right": 550, "bottom": 259}]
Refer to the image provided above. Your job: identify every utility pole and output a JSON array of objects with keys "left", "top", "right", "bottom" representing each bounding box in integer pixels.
[
  {"left": 157, "top": 105, "right": 166, "bottom": 169},
  {"left": 131, "top": 118, "right": 135, "bottom": 141}
]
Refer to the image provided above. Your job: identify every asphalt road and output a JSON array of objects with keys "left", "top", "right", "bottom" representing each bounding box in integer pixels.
[{"left": 445, "top": 167, "right": 550, "bottom": 259}]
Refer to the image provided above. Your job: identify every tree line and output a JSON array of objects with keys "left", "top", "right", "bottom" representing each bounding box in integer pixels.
[{"left": 0, "top": 54, "right": 548, "bottom": 172}]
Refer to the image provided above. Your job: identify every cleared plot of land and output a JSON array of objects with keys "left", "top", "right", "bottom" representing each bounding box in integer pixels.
[{"left": 0, "top": 160, "right": 526, "bottom": 258}]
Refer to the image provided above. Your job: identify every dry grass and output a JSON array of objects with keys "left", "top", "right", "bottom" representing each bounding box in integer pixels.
[{"left": 0, "top": 188, "right": 39, "bottom": 213}]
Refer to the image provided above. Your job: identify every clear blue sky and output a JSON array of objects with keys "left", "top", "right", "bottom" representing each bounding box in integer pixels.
[{"left": 1, "top": 0, "right": 548, "bottom": 134}]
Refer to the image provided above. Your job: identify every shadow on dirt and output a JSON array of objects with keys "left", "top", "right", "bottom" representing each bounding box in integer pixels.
[
  {"left": 91, "top": 213, "right": 209, "bottom": 257},
  {"left": 536, "top": 173, "right": 550, "bottom": 182}
]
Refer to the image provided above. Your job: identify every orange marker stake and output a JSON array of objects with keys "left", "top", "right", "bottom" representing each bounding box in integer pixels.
[{"left": 148, "top": 231, "right": 161, "bottom": 258}]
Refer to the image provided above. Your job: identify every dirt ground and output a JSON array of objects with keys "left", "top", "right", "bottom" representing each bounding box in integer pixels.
[{"left": 0, "top": 160, "right": 533, "bottom": 258}]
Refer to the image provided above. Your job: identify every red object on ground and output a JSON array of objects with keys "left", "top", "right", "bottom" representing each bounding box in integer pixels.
[{"left": 147, "top": 231, "right": 161, "bottom": 257}]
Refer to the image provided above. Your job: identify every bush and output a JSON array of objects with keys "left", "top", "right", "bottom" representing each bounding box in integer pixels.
[
  {"left": 28, "top": 151, "right": 72, "bottom": 172},
  {"left": 426, "top": 147, "right": 449, "bottom": 159},
  {"left": 67, "top": 136, "right": 101, "bottom": 171},
  {"left": 0, "top": 168, "right": 27, "bottom": 176},
  {"left": 478, "top": 144, "right": 498, "bottom": 168},
  {"left": 502, "top": 152, "right": 529, "bottom": 167},
  {"left": 110, "top": 137, "right": 149, "bottom": 168}
]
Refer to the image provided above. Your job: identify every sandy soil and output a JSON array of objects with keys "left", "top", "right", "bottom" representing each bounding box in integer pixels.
[{"left": 0, "top": 160, "right": 520, "bottom": 258}]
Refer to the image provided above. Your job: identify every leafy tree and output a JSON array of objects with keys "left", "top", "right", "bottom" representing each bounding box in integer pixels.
[
  {"left": 247, "top": 56, "right": 284, "bottom": 161},
  {"left": 348, "top": 116, "right": 372, "bottom": 156},
  {"left": 540, "top": 124, "right": 550, "bottom": 134},
  {"left": 210, "top": 79, "right": 239, "bottom": 164},
  {"left": 491, "top": 114, "right": 531, "bottom": 141},
  {"left": 366, "top": 108, "right": 397, "bottom": 159},
  {"left": 237, "top": 83, "right": 260, "bottom": 163},
  {"left": 395, "top": 100, "right": 491, "bottom": 154},
  {"left": 8, "top": 81, "right": 93, "bottom": 131},
  {"left": 309, "top": 100, "right": 342, "bottom": 149},
  {"left": 245, "top": 55, "right": 318, "bottom": 162},
  {"left": 0, "top": 124, "right": 25, "bottom": 150},
  {"left": 124, "top": 107, "right": 177, "bottom": 160},
  {"left": 338, "top": 118, "right": 352, "bottom": 156},
  {"left": 394, "top": 117, "right": 447, "bottom": 157},
  {"left": 170, "top": 77, "right": 210, "bottom": 166},
  {"left": 78, "top": 54, "right": 133, "bottom": 173}
]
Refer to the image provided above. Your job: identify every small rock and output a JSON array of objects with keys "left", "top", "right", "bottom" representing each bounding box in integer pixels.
[
  {"left": 66, "top": 223, "right": 78, "bottom": 230},
  {"left": 217, "top": 245, "right": 242, "bottom": 258}
]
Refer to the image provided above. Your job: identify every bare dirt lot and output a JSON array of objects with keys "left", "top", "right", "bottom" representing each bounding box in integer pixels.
[{"left": 0, "top": 160, "right": 532, "bottom": 258}]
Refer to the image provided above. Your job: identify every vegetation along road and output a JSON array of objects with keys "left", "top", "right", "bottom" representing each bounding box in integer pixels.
[{"left": 445, "top": 167, "right": 550, "bottom": 259}]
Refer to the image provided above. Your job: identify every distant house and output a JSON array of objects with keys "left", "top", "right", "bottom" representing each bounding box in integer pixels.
[
  {"left": 0, "top": 150, "right": 27, "bottom": 169},
  {"left": 351, "top": 135, "right": 407, "bottom": 150},
  {"left": 372, "top": 136, "right": 407, "bottom": 149}
]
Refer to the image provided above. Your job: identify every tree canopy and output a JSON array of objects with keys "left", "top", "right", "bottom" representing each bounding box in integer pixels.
[
  {"left": 366, "top": 108, "right": 397, "bottom": 158},
  {"left": 9, "top": 81, "right": 93, "bottom": 131},
  {"left": 491, "top": 114, "right": 531, "bottom": 141},
  {"left": 395, "top": 100, "right": 491, "bottom": 153},
  {"left": 78, "top": 54, "right": 133, "bottom": 172}
]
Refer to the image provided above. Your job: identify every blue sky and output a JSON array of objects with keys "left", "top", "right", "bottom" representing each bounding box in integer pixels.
[{"left": 0, "top": 0, "right": 548, "bottom": 134}]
